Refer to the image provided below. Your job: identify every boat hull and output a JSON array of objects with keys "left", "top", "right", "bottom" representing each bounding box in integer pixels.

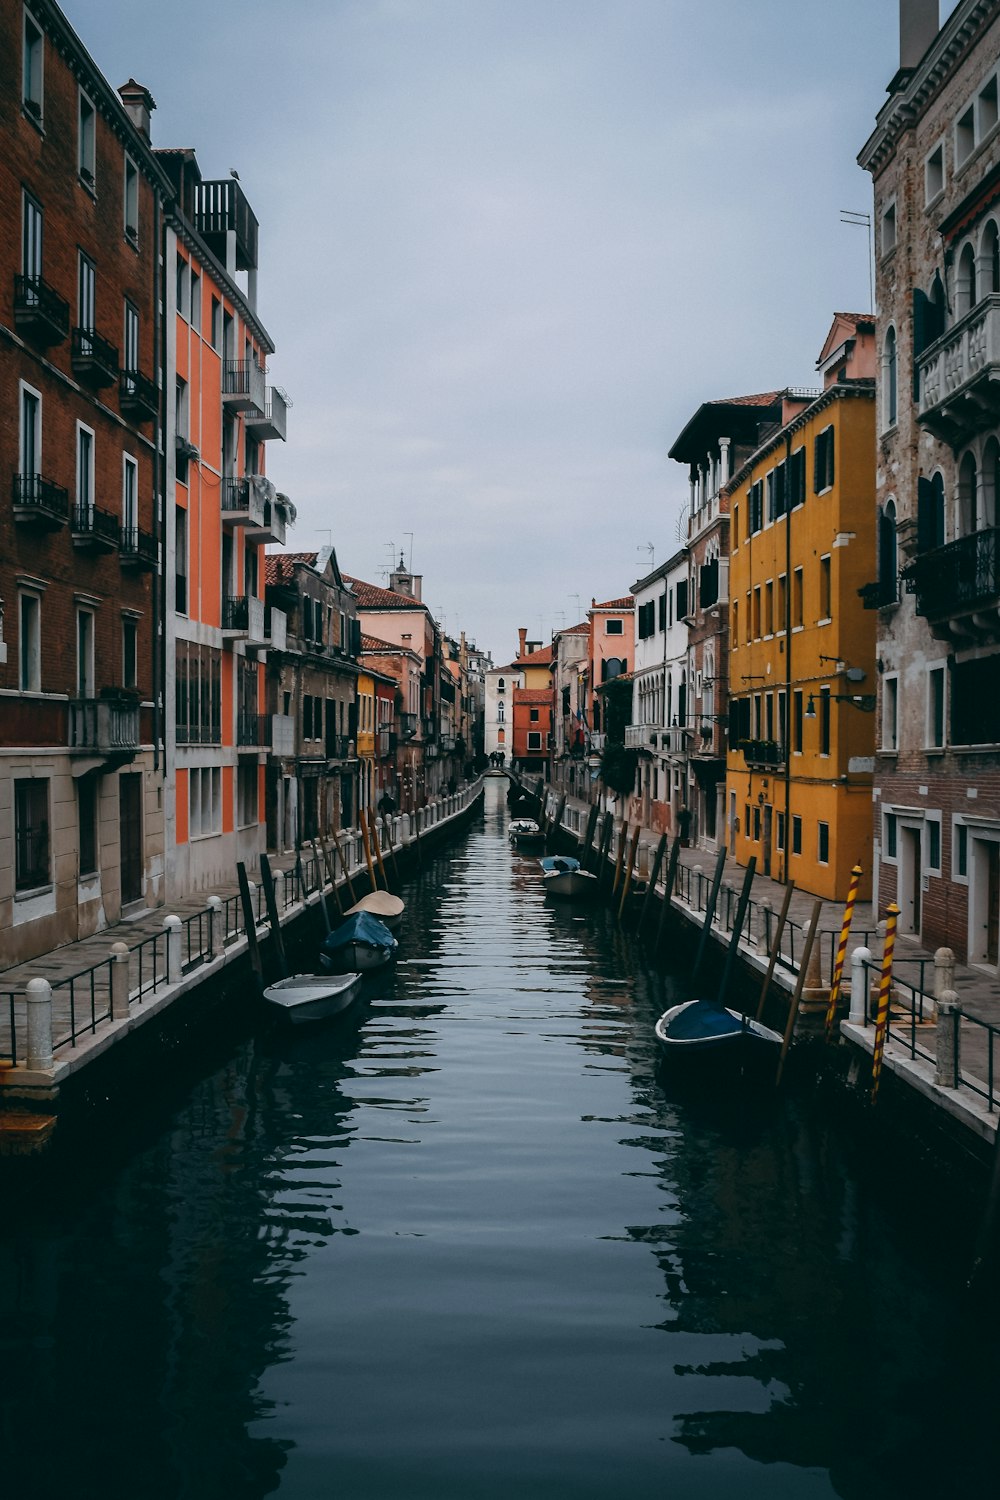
[
  {"left": 345, "top": 891, "right": 405, "bottom": 933},
  {"left": 320, "top": 942, "right": 395, "bottom": 975},
  {"left": 543, "top": 870, "right": 598, "bottom": 898},
  {"left": 263, "top": 971, "right": 363, "bottom": 1024}
]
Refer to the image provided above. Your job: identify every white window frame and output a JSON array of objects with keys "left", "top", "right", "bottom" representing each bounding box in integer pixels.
[
  {"left": 883, "top": 809, "right": 898, "bottom": 865},
  {"left": 76, "top": 421, "right": 94, "bottom": 520},
  {"left": 952, "top": 817, "right": 970, "bottom": 886},
  {"left": 978, "top": 68, "right": 1000, "bottom": 146},
  {"left": 925, "top": 812, "right": 943, "bottom": 876},
  {"left": 78, "top": 87, "right": 96, "bottom": 187},
  {"left": 605, "top": 619, "right": 624, "bottom": 635},
  {"left": 19, "top": 379, "right": 42, "bottom": 478},
  {"left": 122, "top": 453, "right": 138, "bottom": 536},
  {"left": 122, "top": 614, "right": 138, "bottom": 690},
  {"left": 880, "top": 197, "right": 897, "bottom": 258},
  {"left": 189, "top": 269, "right": 201, "bottom": 334},
  {"left": 76, "top": 606, "right": 95, "bottom": 698},
  {"left": 926, "top": 661, "right": 947, "bottom": 750},
  {"left": 124, "top": 155, "right": 139, "bottom": 244},
  {"left": 123, "top": 300, "right": 139, "bottom": 372},
  {"left": 19, "top": 590, "right": 41, "bottom": 693},
  {"left": 527, "top": 731, "right": 542, "bottom": 751},
  {"left": 817, "top": 820, "right": 830, "bottom": 866},
  {"left": 955, "top": 99, "right": 976, "bottom": 170},
  {"left": 22, "top": 7, "right": 44, "bottom": 123}
]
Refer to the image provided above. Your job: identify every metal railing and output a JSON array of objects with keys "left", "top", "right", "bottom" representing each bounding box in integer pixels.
[
  {"left": 51, "top": 960, "right": 114, "bottom": 1052},
  {"left": 12, "top": 472, "right": 69, "bottom": 521},
  {"left": 14, "top": 273, "right": 70, "bottom": 338},
  {"left": 0, "top": 992, "right": 21, "bottom": 1065},
  {"left": 72, "top": 326, "right": 119, "bottom": 378},
  {"left": 903, "top": 527, "right": 1000, "bottom": 621},
  {"left": 119, "top": 368, "right": 158, "bottom": 418},
  {"left": 72, "top": 503, "right": 120, "bottom": 546},
  {"left": 120, "top": 526, "right": 157, "bottom": 566}
]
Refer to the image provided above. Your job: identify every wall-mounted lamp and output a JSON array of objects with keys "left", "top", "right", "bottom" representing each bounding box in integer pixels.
[{"left": 805, "top": 692, "right": 876, "bottom": 717}]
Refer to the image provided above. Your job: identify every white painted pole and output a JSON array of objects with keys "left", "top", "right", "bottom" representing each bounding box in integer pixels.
[{"left": 25, "top": 977, "right": 53, "bottom": 1070}]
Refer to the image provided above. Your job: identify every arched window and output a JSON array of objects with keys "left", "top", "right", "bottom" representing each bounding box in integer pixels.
[
  {"left": 930, "top": 273, "right": 946, "bottom": 340},
  {"left": 981, "top": 220, "right": 1000, "bottom": 297},
  {"left": 959, "top": 451, "right": 979, "bottom": 534},
  {"left": 496, "top": 700, "right": 504, "bottom": 723},
  {"left": 879, "top": 499, "right": 898, "bottom": 589},
  {"left": 884, "top": 326, "right": 898, "bottom": 427},
  {"left": 930, "top": 472, "right": 946, "bottom": 548},
  {"left": 497, "top": 677, "right": 505, "bottom": 693},
  {"left": 957, "top": 243, "right": 977, "bottom": 315}
]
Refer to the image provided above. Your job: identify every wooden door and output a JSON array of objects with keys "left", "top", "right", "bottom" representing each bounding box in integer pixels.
[{"left": 119, "top": 772, "right": 143, "bottom": 906}]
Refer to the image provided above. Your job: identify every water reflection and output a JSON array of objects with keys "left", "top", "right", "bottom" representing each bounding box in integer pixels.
[{"left": 0, "top": 778, "right": 996, "bottom": 1499}]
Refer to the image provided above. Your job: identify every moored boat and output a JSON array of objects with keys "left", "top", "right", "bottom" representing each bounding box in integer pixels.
[
  {"left": 346, "top": 889, "right": 405, "bottom": 933},
  {"left": 509, "top": 818, "right": 545, "bottom": 850},
  {"left": 538, "top": 855, "right": 598, "bottom": 898},
  {"left": 319, "top": 911, "right": 397, "bottom": 974},
  {"left": 654, "top": 998, "right": 782, "bottom": 1054},
  {"left": 262, "top": 971, "right": 364, "bottom": 1025}
]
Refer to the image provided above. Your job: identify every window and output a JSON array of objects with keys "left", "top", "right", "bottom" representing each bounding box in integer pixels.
[
  {"left": 22, "top": 190, "right": 42, "bottom": 280},
  {"left": 793, "top": 568, "right": 803, "bottom": 628},
  {"left": 20, "top": 382, "right": 41, "bottom": 486},
  {"left": 767, "top": 464, "right": 786, "bottom": 521},
  {"left": 926, "top": 816, "right": 942, "bottom": 874},
  {"left": 15, "top": 779, "right": 49, "bottom": 891},
  {"left": 752, "top": 586, "right": 761, "bottom": 639},
  {"left": 123, "top": 300, "right": 139, "bottom": 374},
  {"left": 925, "top": 142, "right": 944, "bottom": 204},
  {"left": 788, "top": 447, "right": 806, "bottom": 508},
  {"left": 979, "top": 73, "right": 999, "bottom": 140},
  {"left": 78, "top": 251, "right": 95, "bottom": 332},
  {"left": 22, "top": 9, "right": 43, "bottom": 121},
  {"left": 497, "top": 677, "right": 505, "bottom": 692},
  {"left": 881, "top": 199, "right": 897, "bottom": 256},
  {"left": 190, "top": 270, "right": 201, "bottom": 333},
  {"left": 211, "top": 295, "right": 221, "bottom": 349},
  {"left": 176, "top": 254, "right": 188, "bottom": 320},
  {"left": 884, "top": 326, "right": 897, "bottom": 427},
  {"left": 744, "top": 803, "right": 751, "bottom": 836},
  {"left": 731, "top": 505, "right": 739, "bottom": 548},
  {"left": 237, "top": 764, "right": 258, "bottom": 828},
  {"left": 752, "top": 805, "right": 761, "bottom": 841},
  {"left": 527, "top": 732, "right": 542, "bottom": 750},
  {"left": 818, "top": 822, "right": 830, "bottom": 865},
  {"left": 496, "top": 700, "right": 504, "bottom": 723},
  {"left": 813, "top": 426, "right": 835, "bottom": 492},
  {"left": 189, "top": 767, "right": 222, "bottom": 838},
  {"left": 123, "top": 454, "right": 138, "bottom": 536},
  {"left": 122, "top": 616, "right": 138, "bottom": 690},
  {"left": 953, "top": 820, "right": 969, "bottom": 881},
  {"left": 884, "top": 811, "right": 898, "bottom": 861},
  {"left": 732, "top": 600, "right": 738, "bottom": 646},
  {"left": 928, "top": 666, "right": 945, "bottom": 749},
  {"left": 764, "top": 580, "right": 774, "bottom": 637},
  {"left": 879, "top": 499, "right": 899, "bottom": 594},
  {"left": 882, "top": 675, "right": 898, "bottom": 751},
  {"left": 124, "top": 156, "right": 139, "bottom": 243},
  {"left": 957, "top": 242, "right": 977, "bottom": 315},
  {"left": 175, "top": 505, "right": 188, "bottom": 614},
  {"left": 19, "top": 592, "right": 41, "bottom": 692},
  {"left": 76, "top": 607, "right": 95, "bottom": 698},
  {"left": 638, "top": 599, "right": 655, "bottom": 639},
  {"left": 78, "top": 90, "right": 96, "bottom": 186},
  {"left": 529, "top": 707, "right": 539, "bottom": 722},
  {"left": 793, "top": 690, "right": 803, "bottom": 753},
  {"left": 749, "top": 479, "right": 763, "bottom": 533},
  {"left": 792, "top": 815, "right": 802, "bottom": 856},
  {"left": 78, "top": 776, "right": 98, "bottom": 878},
  {"left": 819, "top": 556, "right": 831, "bottom": 621},
  {"left": 76, "top": 423, "right": 94, "bottom": 522},
  {"left": 776, "top": 812, "right": 785, "bottom": 852},
  {"left": 777, "top": 574, "right": 787, "bottom": 633},
  {"left": 675, "top": 579, "right": 688, "bottom": 619},
  {"left": 956, "top": 102, "right": 976, "bottom": 168},
  {"left": 819, "top": 688, "right": 831, "bottom": 756},
  {"left": 497, "top": 728, "right": 505, "bottom": 743},
  {"left": 605, "top": 619, "right": 623, "bottom": 635}
]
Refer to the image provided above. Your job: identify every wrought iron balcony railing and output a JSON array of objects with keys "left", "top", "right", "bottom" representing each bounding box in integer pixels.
[
  {"left": 119, "top": 368, "right": 158, "bottom": 422},
  {"left": 738, "top": 738, "right": 784, "bottom": 769},
  {"left": 72, "top": 326, "right": 119, "bottom": 386},
  {"left": 858, "top": 578, "right": 900, "bottom": 610},
  {"left": 119, "top": 526, "right": 157, "bottom": 569},
  {"left": 14, "top": 274, "right": 69, "bottom": 345},
  {"left": 902, "top": 527, "right": 1000, "bottom": 624},
  {"left": 12, "top": 473, "right": 69, "bottom": 528},
  {"left": 72, "top": 503, "right": 120, "bottom": 550}
]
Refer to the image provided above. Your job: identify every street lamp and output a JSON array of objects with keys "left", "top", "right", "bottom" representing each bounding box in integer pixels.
[{"left": 804, "top": 693, "right": 876, "bottom": 717}]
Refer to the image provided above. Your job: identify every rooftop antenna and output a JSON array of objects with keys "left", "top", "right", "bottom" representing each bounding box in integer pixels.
[
  {"left": 403, "top": 532, "right": 414, "bottom": 570},
  {"left": 840, "top": 208, "right": 873, "bottom": 315},
  {"left": 637, "top": 542, "right": 655, "bottom": 569},
  {"left": 570, "top": 593, "right": 582, "bottom": 622}
]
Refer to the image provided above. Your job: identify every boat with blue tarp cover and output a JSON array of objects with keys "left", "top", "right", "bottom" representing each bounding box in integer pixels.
[
  {"left": 319, "top": 911, "right": 398, "bottom": 974},
  {"left": 538, "top": 855, "right": 598, "bottom": 899},
  {"left": 654, "top": 997, "right": 782, "bottom": 1054}
]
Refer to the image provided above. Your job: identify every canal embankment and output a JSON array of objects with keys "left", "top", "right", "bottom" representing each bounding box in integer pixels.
[
  {"left": 0, "top": 778, "right": 485, "bottom": 1147},
  {"left": 509, "top": 773, "right": 1000, "bottom": 1162}
]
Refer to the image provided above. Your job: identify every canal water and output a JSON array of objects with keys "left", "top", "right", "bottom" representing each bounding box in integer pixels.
[{"left": 2, "top": 777, "right": 999, "bottom": 1499}]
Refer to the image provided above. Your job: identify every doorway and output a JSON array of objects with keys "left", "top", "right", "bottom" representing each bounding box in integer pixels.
[
  {"left": 119, "top": 773, "right": 143, "bottom": 906},
  {"left": 898, "top": 825, "right": 922, "bottom": 935},
  {"left": 970, "top": 837, "right": 1000, "bottom": 967}
]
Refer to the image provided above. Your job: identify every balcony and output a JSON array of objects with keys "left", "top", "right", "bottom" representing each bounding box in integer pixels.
[
  {"left": 325, "top": 732, "right": 353, "bottom": 762},
  {"left": 858, "top": 578, "right": 900, "bottom": 610},
  {"left": 120, "top": 526, "right": 158, "bottom": 570},
  {"left": 237, "top": 712, "right": 271, "bottom": 750},
  {"left": 246, "top": 387, "right": 288, "bottom": 442},
  {"left": 222, "top": 359, "right": 266, "bottom": 416},
  {"left": 12, "top": 474, "right": 69, "bottom": 530},
  {"left": 271, "top": 713, "right": 296, "bottom": 757},
  {"left": 246, "top": 494, "right": 287, "bottom": 546},
  {"left": 400, "top": 712, "right": 418, "bottom": 739},
  {"left": 194, "top": 178, "right": 259, "bottom": 272},
  {"left": 918, "top": 295, "right": 1000, "bottom": 444},
  {"left": 625, "top": 724, "right": 661, "bottom": 750},
  {"left": 738, "top": 738, "right": 784, "bottom": 770},
  {"left": 71, "top": 327, "right": 119, "bottom": 387},
  {"left": 68, "top": 696, "right": 139, "bottom": 763},
  {"left": 221, "top": 594, "right": 266, "bottom": 643},
  {"left": 590, "top": 732, "right": 607, "bottom": 752},
  {"left": 222, "top": 475, "right": 268, "bottom": 529},
  {"left": 263, "top": 605, "right": 287, "bottom": 651},
  {"left": 119, "top": 368, "right": 158, "bottom": 423},
  {"left": 72, "top": 503, "right": 120, "bottom": 552},
  {"left": 902, "top": 527, "right": 1000, "bottom": 640},
  {"left": 14, "top": 274, "right": 69, "bottom": 346}
]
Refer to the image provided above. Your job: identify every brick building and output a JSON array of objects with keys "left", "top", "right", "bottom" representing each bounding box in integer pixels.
[
  {"left": 0, "top": 0, "right": 167, "bottom": 961},
  {"left": 860, "top": 0, "right": 1000, "bottom": 958},
  {"left": 358, "top": 633, "right": 425, "bottom": 811}
]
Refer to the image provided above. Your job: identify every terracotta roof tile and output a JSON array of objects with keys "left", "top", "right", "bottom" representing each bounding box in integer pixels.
[
  {"left": 592, "top": 596, "right": 633, "bottom": 611},
  {"left": 514, "top": 688, "right": 554, "bottom": 703},
  {"left": 516, "top": 644, "right": 553, "bottom": 666},
  {"left": 360, "top": 632, "right": 399, "bottom": 652},
  {"left": 264, "top": 551, "right": 317, "bottom": 587},
  {"left": 343, "top": 574, "right": 427, "bottom": 610}
]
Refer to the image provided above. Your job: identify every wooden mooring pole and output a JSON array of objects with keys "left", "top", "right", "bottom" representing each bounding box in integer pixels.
[
  {"left": 611, "top": 820, "right": 628, "bottom": 896},
  {"left": 640, "top": 834, "right": 668, "bottom": 931},
  {"left": 580, "top": 803, "right": 599, "bottom": 869},
  {"left": 258, "top": 854, "right": 288, "bottom": 979},
  {"left": 333, "top": 830, "right": 359, "bottom": 905},
  {"left": 597, "top": 812, "right": 614, "bottom": 887},
  {"left": 617, "top": 825, "right": 642, "bottom": 921},
  {"left": 654, "top": 835, "right": 682, "bottom": 951},
  {"left": 367, "top": 807, "right": 389, "bottom": 889},
  {"left": 236, "top": 862, "right": 265, "bottom": 993},
  {"left": 690, "top": 846, "right": 728, "bottom": 991},
  {"left": 776, "top": 898, "right": 822, "bottom": 1087},
  {"left": 755, "top": 880, "right": 795, "bottom": 1022}
]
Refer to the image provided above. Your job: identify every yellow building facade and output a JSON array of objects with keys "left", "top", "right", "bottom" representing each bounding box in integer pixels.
[
  {"left": 356, "top": 670, "right": 376, "bottom": 815},
  {"left": 726, "top": 378, "right": 876, "bottom": 901}
]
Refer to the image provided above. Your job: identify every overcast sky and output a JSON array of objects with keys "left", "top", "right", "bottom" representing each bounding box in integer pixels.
[{"left": 64, "top": 0, "right": 950, "bottom": 661}]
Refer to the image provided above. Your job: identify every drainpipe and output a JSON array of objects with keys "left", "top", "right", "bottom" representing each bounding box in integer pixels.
[{"left": 152, "top": 185, "right": 163, "bottom": 775}]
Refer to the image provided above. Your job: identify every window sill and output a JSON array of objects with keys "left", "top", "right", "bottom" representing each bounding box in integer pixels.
[
  {"left": 817, "top": 617, "right": 832, "bottom": 627},
  {"left": 21, "top": 102, "right": 44, "bottom": 135},
  {"left": 15, "top": 883, "right": 53, "bottom": 902}
]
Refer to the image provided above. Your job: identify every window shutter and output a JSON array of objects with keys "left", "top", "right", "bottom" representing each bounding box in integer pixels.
[
  {"left": 916, "top": 477, "right": 934, "bottom": 553},
  {"left": 827, "top": 430, "right": 835, "bottom": 490},
  {"left": 912, "top": 288, "right": 928, "bottom": 401}
]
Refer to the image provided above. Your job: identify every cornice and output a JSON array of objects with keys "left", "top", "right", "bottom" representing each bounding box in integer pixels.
[{"left": 723, "top": 381, "right": 875, "bottom": 496}]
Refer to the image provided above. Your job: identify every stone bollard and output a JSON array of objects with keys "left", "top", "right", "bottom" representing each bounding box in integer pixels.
[
  {"left": 757, "top": 899, "right": 772, "bottom": 954},
  {"left": 849, "top": 945, "right": 872, "bottom": 1024},
  {"left": 798, "top": 921, "right": 828, "bottom": 1016},
  {"left": 692, "top": 865, "right": 703, "bottom": 909},
  {"left": 110, "top": 941, "right": 131, "bottom": 1020},
  {"left": 25, "top": 976, "right": 53, "bottom": 1071},
  {"left": 207, "top": 895, "right": 224, "bottom": 959},
  {"left": 935, "top": 989, "right": 961, "bottom": 1088},
  {"left": 164, "top": 914, "right": 182, "bottom": 985},
  {"left": 933, "top": 948, "right": 955, "bottom": 1021}
]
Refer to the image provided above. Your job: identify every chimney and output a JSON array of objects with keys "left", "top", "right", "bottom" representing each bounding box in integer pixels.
[
  {"left": 899, "top": 0, "right": 939, "bottom": 72},
  {"left": 118, "top": 79, "right": 156, "bottom": 141},
  {"left": 518, "top": 627, "right": 527, "bottom": 657}
]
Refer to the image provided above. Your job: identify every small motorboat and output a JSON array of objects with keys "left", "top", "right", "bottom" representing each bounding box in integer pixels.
[
  {"left": 538, "top": 855, "right": 598, "bottom": 898},
  {"left": 345, "top": 889, "right": 405, "bottom": 933},
  {"left": 263, "top": 971, "right": 363, "bottom": 1025},
  {"left": 509, "top": 818, "right": 545, "bottom": 850},
  {"left": 654, "top": 998, "right": 783, "bottom": 1055},
  {"left": 320, "top": 910, "right": 398, "bottom": 974}
]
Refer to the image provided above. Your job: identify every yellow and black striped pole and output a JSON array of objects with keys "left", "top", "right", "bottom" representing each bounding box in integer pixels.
[
  {"left": 825, "top": 863, "right": 863, "bottom": 1041},
  {"left": 871, "top": 902, "right": 900, "bottom": 1103}
]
